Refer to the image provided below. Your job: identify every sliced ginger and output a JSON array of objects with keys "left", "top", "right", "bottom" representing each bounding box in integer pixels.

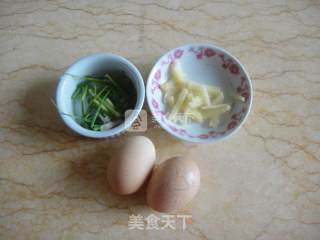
[{"left": 161, "top": 61, "right": 242, "bottom": 128}]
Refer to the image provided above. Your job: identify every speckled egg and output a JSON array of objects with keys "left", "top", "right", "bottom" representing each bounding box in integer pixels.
[{"left": 146, "top": 156, "right": 200, "bottom": 213}]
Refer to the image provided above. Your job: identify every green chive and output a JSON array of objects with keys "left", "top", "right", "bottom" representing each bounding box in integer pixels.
[
  {"left": 90, "top": 93, "right": 108, "bottom": 129},
  {"left": 72, "top": 86, "right": 82, "bottom": 99},
  {"left": 81, "top": 85, "right": 88, "bottom": 101},
  {"left": 69, "top": 72, "right": 135, "bottom": 131}
]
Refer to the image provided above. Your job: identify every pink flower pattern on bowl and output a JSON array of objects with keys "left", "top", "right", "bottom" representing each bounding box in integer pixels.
[{"left": 147, "top": 44, "right": 253, "bottom": 143}]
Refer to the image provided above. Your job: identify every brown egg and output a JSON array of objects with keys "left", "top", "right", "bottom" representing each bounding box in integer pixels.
[
  {"left": 107, "top": 136, "right": 156, "bottom": 195},
  {"left": 146, "top": 156, "right": 200, "bottom": 213}
]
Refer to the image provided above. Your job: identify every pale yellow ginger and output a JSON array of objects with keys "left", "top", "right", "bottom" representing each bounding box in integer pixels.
[{"left": 161, "top": 61, "right": 235, "bottom": 128}]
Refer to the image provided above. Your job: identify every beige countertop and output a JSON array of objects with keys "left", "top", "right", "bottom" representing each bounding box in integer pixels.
[{"left": 0, "top": 0, "right": 320, "bottom": 239}]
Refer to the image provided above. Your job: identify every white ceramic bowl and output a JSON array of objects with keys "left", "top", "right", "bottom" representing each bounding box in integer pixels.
[
  {"left": 146, "top": 43, "right": 253, "bottom": 143},
  {"left": 56, "top": 53, "right": 145, "bottom": 138}
]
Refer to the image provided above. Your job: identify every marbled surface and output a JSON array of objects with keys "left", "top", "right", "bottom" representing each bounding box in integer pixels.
[{"left": 0, "top": 0, "right": 320, "bottom": 239}]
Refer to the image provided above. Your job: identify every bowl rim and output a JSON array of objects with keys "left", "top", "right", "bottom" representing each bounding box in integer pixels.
[
  {"left": 56, "top": 53, "right": 145, "bottom": 138},
  {"left": 146, "top": 43, "right": 253, "bottom": 144}
]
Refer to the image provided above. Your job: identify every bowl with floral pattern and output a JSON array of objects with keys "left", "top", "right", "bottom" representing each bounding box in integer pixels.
[{"left": 146, "top": 43, "right": 253, "bottom": 143}]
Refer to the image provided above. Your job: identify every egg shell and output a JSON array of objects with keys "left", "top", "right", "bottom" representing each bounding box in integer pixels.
[
  {"left": 107, "top": 136, "right": 156, "bottom": 195},
  {"left": 147, "top": 156, "right": 200, "bottom": 213}
]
